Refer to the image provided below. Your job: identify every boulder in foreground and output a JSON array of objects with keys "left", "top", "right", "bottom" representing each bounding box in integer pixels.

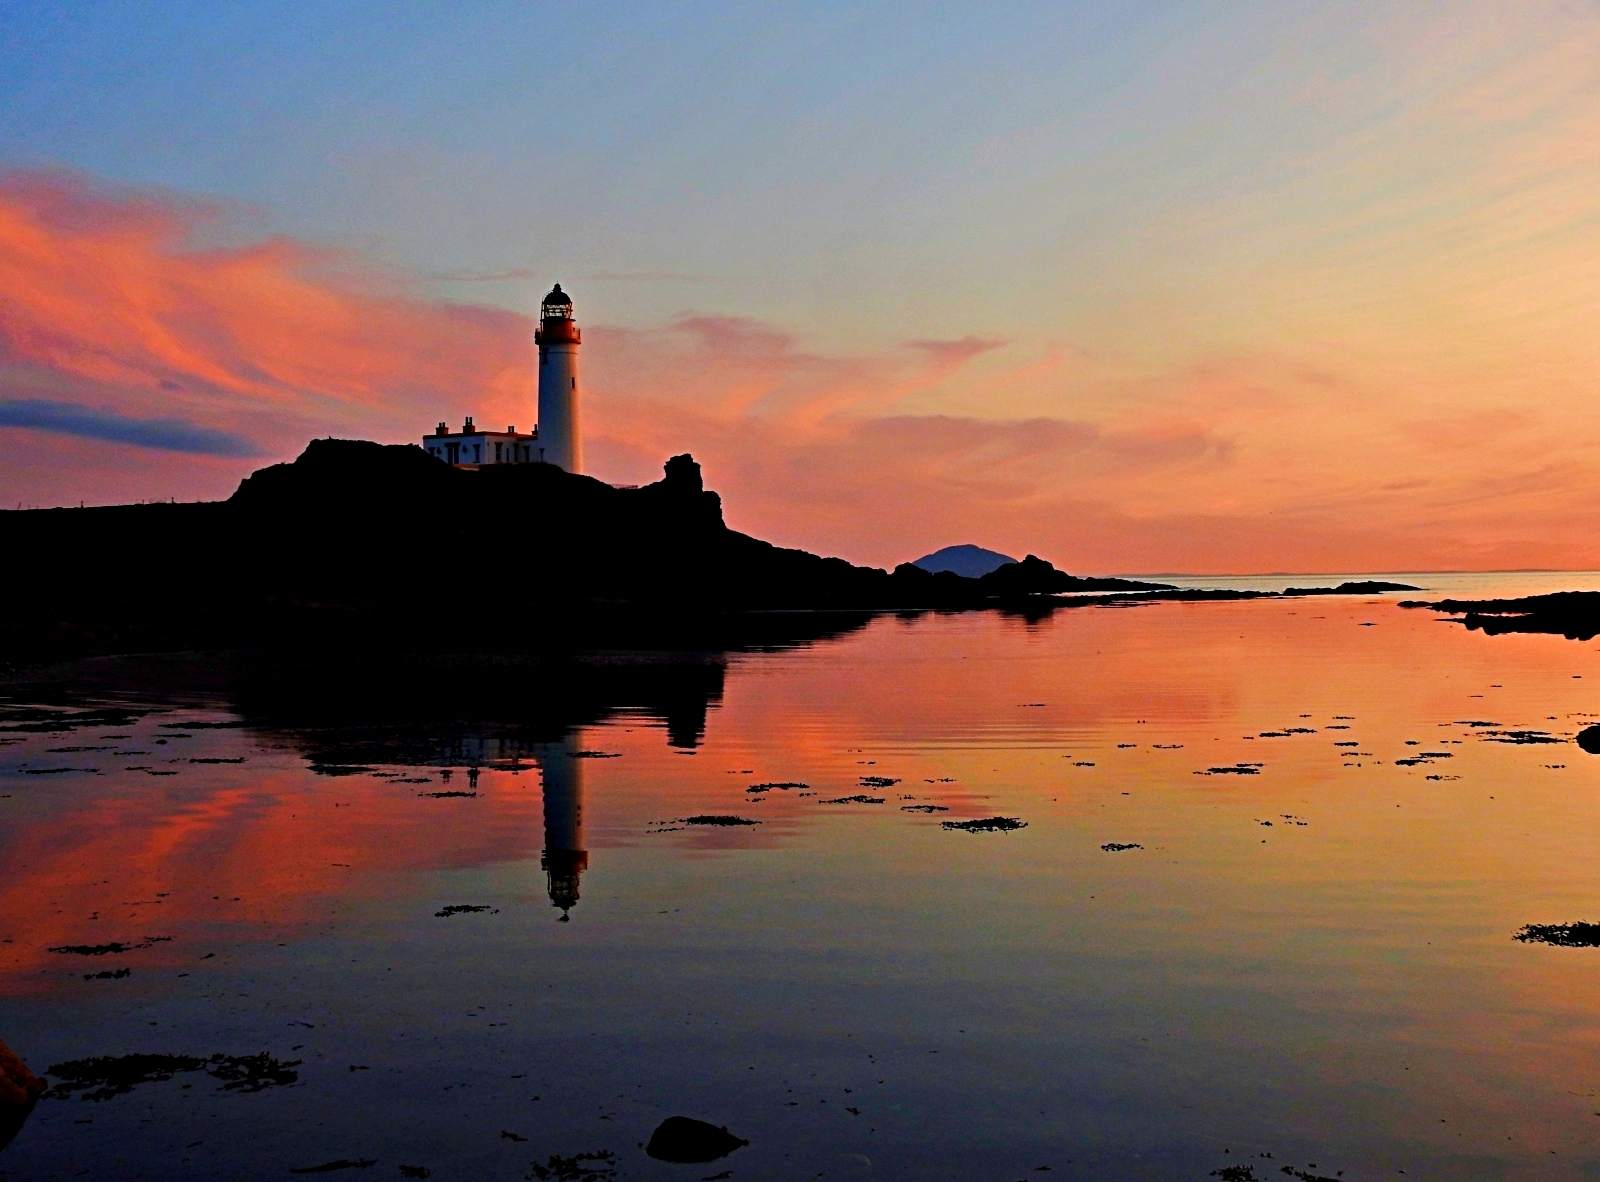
[
  {"left": 645, "top": 1115, "right": 749, "bottom": 1163},
  {"left": 0, "top": 1038, "right": 44, "bottom": 1152}
]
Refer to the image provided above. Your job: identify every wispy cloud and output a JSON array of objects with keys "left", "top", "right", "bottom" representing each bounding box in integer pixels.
[
  {"left": 0, "top": 398, "right": 264, "bottom": 456},
  {"left": 902, "top": 337, "right": 1007, "bottom": 365},
  {"left": 0, "top": 169, "right": 532, "bottom": 418},
  {"left": 583, "top": 272, "right": 721, "bottom": 283},
  {"left": 428, "top": 267, "right": 540, "bottom": 282}
]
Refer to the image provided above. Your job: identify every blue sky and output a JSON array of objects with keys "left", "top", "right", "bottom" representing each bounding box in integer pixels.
[{"left": 0, "top": 1, "right": 1353, "bottom": 346}]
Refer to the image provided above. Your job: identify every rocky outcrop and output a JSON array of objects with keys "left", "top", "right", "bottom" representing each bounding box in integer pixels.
[{"left": 0, "top": 441, "right": 1168, "bottom": 660}]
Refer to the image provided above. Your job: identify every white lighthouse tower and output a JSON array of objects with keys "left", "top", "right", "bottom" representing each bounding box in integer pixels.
[{"left": 534, "top": 283, "right": 582, "bottom": 472}]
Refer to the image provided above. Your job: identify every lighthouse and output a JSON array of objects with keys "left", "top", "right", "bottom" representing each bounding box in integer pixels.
[
  {"left": 534, "top": 283, "right": 582, "bottom": 472},
  {"left": 419, "top": 281, "right": 584, "bottom": 472}
]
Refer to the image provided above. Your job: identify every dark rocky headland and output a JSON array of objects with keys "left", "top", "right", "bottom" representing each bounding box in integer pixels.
[
  {"left": 0, "top": 441, "right": 1170, "bottom": 663},
  {"left": 0, "top": 440, "right": 1419, "bottom": 664}
]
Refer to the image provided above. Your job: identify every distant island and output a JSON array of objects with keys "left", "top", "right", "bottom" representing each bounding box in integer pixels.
[
  {"left": 910, "top": 544, "right": 1019, "bottom": 578},
  {"left": 0, "top": 441, "right": 1419, "bottom": 665}
]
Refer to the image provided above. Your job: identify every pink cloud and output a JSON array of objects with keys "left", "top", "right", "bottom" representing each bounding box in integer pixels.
[
  {"left": 6, "top": 168, "right": 1600, "bottom": 575},
  {"left": 0, "top": 169, "right": 532, "bottom": 450}
]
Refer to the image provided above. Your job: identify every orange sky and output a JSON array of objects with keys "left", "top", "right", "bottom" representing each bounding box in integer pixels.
[{"left": 6, "top": 0, "right": 1600, "bottom": 584}]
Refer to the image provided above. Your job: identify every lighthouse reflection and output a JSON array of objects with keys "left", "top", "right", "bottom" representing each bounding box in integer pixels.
[{"left": 537, "top": 736, "right": 587, "bottom": 919}]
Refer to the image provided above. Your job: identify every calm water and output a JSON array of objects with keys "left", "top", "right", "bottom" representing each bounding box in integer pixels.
[{"left": 6, "top": 578, "right": 1600, "bottom": 1181}]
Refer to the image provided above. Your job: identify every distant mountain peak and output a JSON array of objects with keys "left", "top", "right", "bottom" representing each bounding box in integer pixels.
[{"left": 910, "top": 544, "right": 1019, "bottom": 578}]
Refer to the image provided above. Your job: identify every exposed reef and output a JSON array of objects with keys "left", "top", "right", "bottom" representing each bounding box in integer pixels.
[
  {"left": 1400, "top": 591, "right": 1600, "bottom": 641},
  {"left": 1282, "top": 580, "right": 1418, "bottom": 595}
]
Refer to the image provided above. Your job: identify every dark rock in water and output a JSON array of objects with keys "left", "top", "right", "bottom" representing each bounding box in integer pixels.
[
  {"left": 434, "top": 905, "right": 497, "bottom": 917},
  {"left": 1578, "top": 725, "right": 1600, "bottom": 754},
  {"left": 1101, "top": 842, "right": 1142, "bottom": 852},
  {"left": 0, "top": 1038, "right": 45, "bottom": 1152},
  {"left": 1514, "top": 922, "right": 1600, "bottom": 947},
  {"left": 645, "top": 1116, "right": 749, "bottom": 1164},
  {"left": 680, "top": 815, "right": 759, "bottom": 827},
  {"left": 942, "top": 816, "right": 1027, "bottom": 833}
]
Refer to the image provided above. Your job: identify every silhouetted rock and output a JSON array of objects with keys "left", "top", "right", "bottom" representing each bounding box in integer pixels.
[
  {"left": 1283, "top": 581, "right": 1419, "bottom": 596},
  {"left": 1579, "top": 725, "right": 1600, "bottom": 754},
  {"left": 644, "top": 1116, "right": 748, "bottom": 1163},
  {"left": 1400, "top": 592, "right": 1600, "bottom": 641},
  {"left": 0, "top": 1038, "right": 44, "bottom": 1152},
  {"left": 0, "top": 442, "right": 1173, "bottom": 660}
]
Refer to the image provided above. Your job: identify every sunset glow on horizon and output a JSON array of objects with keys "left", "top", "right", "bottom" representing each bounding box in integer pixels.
[{"left": 4, "top": 3, "right": 1600, "bottom": 573}]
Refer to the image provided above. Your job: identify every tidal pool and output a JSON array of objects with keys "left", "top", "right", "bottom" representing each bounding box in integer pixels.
[{"left": 6, "top": 582, "right": 1600, "bottom": 1180}]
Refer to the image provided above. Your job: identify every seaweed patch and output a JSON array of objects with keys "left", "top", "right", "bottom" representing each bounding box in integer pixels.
[
  {"left": 43, "top": 1052, "right": 300, "bottom": 1101},
  {"left": 942, "top": 817, "right": 1027, "bottom": 833},
  {"left": 1514, "top": 922, "right": 1600, "bottom": 947},
  {"left": 528, "top": 1150, "right": 617, "bottom": 1180},
  {"left": 1480, "top": 730, "right": 1565, "bottom": 745},
  {"left": 289, "top": 1160, "right": 377, "bottom": 1174}
]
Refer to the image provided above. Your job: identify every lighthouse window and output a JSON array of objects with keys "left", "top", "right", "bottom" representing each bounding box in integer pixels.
[
  {"left": 571, "top": 377, "right": 576, "bottom": 390},
  {"left": 494, "top": 442, "right": 502, "bottom": 462}
]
